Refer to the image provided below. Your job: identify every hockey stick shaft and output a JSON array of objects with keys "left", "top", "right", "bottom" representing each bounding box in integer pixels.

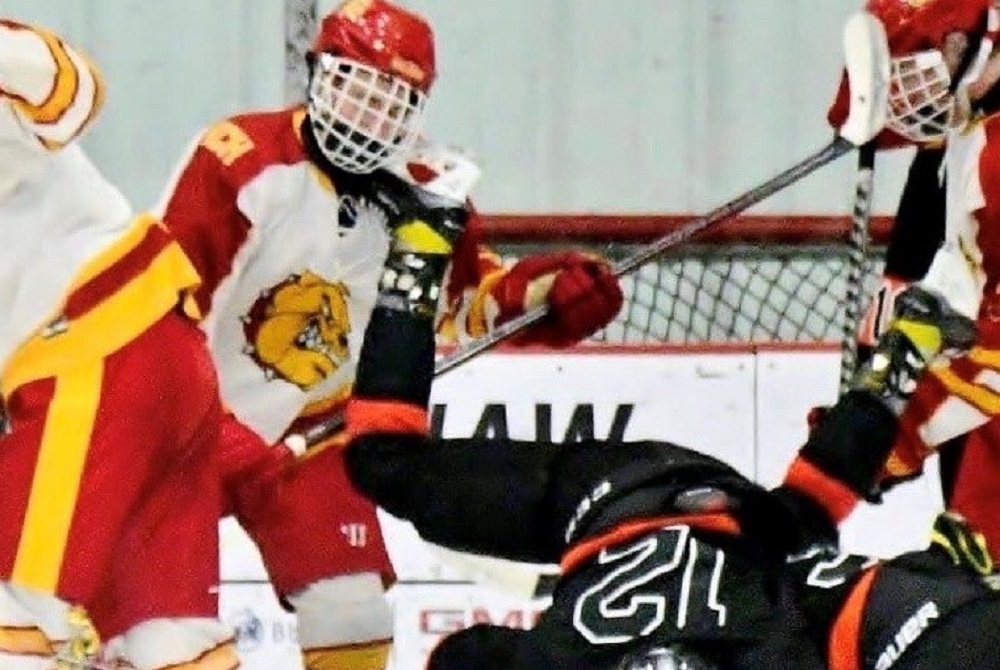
[
  {"left": 435, "top": 136, "right": 855, "bottom": 377},
  {"left": 289, "top": 137, "right": 854, "bottom": 450},
  {"left": 839, "top": 141, "right": 877, "bottom": 394}
]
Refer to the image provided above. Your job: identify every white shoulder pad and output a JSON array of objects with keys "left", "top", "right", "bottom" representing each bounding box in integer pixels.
[
  {"left": 387, "top": 138, "right": 481, "bottom": 203},
  {"left": 919, "top": 240, "right": 984, "bottom": 320}
]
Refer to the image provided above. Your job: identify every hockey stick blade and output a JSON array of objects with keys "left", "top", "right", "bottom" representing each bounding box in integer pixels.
[{"left": 838, "top": 11, "right": 890, "bottom": 147}]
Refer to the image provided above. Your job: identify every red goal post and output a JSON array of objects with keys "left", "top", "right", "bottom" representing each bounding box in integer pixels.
[{"left": 478, "top": 214, "right": 892, "bottom": 347}]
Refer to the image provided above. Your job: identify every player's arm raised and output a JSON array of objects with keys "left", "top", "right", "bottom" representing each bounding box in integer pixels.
[{"left": 0, "top": 20, "right": 104, "bottom": 149}]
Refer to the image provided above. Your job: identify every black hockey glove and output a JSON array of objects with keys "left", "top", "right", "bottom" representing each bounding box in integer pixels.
[{"left": 783, "top": 287, "right": 977, "bottom": 524}]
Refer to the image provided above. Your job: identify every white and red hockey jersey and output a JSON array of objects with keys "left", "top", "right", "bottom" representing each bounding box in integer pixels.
[
  {"left": 157, "top": 107, "right": 508, "bottom": 442},
  {"left": 891, "top": 113, "right": 1000, "bottom": 470},
  {"left": 0, "top": 21, "right": 135, "bottom": 376}
]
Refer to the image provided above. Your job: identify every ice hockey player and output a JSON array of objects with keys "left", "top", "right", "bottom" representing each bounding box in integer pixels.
[
  {"left": 827, "top": 0, "right": 1000, "bottom": 556},
  {"left": 338, "top": 191, "right": 999, "bottom": 669},
  {"left": 845, "top": 0, "right": 1000, "bottom": 562},
  {"left": 154, "top": 0, "right": 623, "bottom": 667},
  {"left": 0, "top": 18, "right": 241, "bottom": 670}
]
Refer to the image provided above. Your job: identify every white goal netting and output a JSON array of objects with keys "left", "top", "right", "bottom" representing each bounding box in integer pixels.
[{"left": 484, "top": 214, "right": 889, "bottom": 346}]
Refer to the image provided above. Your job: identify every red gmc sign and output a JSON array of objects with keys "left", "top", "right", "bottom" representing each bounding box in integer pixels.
[{"left": 418, "top": 606, "right": 545, "bottom": 635}]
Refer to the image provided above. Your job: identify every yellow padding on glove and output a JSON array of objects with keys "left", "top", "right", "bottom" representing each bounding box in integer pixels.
[
  {"left": 930, "top": 512, "right": 994, "bottom": 577},
  {"left": 394, "top": 220, "right": 452, "bottom": 255},
  {"left": 304, "top": 641, "right": 392, "bottom": 670},
  {"left": 892, "top": 318, "right": 942, "bottom": 361}
]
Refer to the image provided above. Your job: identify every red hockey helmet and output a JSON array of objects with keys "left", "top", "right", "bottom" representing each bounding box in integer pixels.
[
  {"left": 306, "top": 0, "right": 436, "bottom": 173},
  {"left": 309, "top": 0, "right": 436, "bottom": 93},
  {"left": 829, "top": 0, "right": 998, "bottom": 145}
]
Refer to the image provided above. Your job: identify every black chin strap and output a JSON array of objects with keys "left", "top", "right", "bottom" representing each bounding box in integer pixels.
[{"left": 299, "top": 112, "right": 353, "bottom": 183}]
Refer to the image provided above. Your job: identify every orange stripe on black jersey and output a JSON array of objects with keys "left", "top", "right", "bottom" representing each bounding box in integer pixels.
[
  {"left": 560, "top": 512, "right": 741, "bottom": 575},
  {"left": 345, "top": 398, "right": 429, "bottom": 438},
  {"left": 828, "top": 566, "right": 879, "bottom": 670},
  {"left": 783, "top": 455, "right": 860, "bottom": 524}
]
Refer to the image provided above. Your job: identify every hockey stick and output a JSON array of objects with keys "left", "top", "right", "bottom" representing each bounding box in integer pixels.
[
  {"left": 839, "top": 141, "right": 877, "bottom": 394},
  {"left": 284, "top": 141, "right": 855, "bottom": 452},
  {"left": 436, "top": 139, "right": 855, "bottom": 377},
  {"left": 285, "top": 11, "right": 890, "bottom": 452}
]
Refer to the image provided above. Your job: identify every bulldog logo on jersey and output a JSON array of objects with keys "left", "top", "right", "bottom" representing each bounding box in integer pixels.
[{"left": 241, "top": 271, "right": 352, "bottom": 389}]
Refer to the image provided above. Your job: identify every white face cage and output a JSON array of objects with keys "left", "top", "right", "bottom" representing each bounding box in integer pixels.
[
  {"left": 307, "top": 53, "right": 428, "bottom": 174},
  {"left": 886, "top": 49, "right": 956, "bottom": 143}
]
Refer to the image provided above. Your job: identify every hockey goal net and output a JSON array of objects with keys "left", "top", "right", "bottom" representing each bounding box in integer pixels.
[{"left": 482, "top": 214, "right": 892, "bottom": 346}]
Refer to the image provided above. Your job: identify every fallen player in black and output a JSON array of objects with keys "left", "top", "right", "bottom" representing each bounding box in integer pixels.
[{"left": 340, "top": 239, "right": 999, "bottom": 669}]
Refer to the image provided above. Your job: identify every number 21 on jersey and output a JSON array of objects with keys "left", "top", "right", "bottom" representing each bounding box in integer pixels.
[{"left": 572, "top": 525, "right": 729, "bottom": 645}]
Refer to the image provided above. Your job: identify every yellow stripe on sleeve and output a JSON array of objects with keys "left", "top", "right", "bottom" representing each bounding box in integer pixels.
[
  {"left": 464, "top": 268, "right": 506, "bottom": 338},
  {"left": 968, "top": 346, "right": 1000, "bottom": 370},
  {"left": 11, "top": 27, "right": 79, "bottom": 125},
  {"left": 931, "top": 366, "right": 1000, "bottom": 416},
  {"left": 37, "top": 46, "right": 105, "bottom": 150}
]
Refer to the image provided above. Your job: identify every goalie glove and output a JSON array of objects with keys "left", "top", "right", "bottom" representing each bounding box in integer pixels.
[{"left": 492, "top": 251, "right": 624, "bottom": 347}]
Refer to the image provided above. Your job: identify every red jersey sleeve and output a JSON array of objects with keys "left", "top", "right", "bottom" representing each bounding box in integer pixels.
[
  {"left": 436, "top": 204, "right": 508, "bottom": 342},
  {"left": 158, "top": 121, "right": 261, "bottom": 315}
]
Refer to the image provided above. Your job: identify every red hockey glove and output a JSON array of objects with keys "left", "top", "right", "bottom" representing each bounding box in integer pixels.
[{"left": 492, "top": 251, "right": 624, "bottom": 347}]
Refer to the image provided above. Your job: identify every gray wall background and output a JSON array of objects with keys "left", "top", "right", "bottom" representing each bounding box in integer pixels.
[{"left": 4, "top": 1, "right": 914, "bottom": 218}]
